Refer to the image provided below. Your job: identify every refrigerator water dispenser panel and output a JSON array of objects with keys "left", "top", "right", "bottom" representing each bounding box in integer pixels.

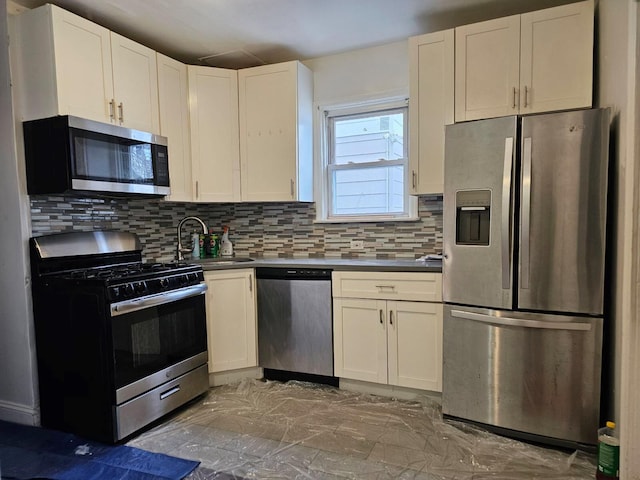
[{"left": 456, "top": 190, "right": 491, "bottom": 245}]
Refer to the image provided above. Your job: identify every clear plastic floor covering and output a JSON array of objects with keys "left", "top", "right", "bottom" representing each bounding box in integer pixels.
[{"left": 127, "top": 379, "right": 597, "bottom": 479}]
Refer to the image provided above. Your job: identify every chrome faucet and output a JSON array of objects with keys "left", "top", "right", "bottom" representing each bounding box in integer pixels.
[{"left": 176, "top": 216, "right": 209, "bottom": 261}]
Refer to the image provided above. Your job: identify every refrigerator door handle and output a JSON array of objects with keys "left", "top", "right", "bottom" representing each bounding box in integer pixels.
[
  {"left": 521, "top": 137, "right": 532, "bottom": 289},
  {"left": 450, "top": 309, "right": 592, "bottom": 331},
  {"left": 501, "top": 137, "right": 514, "bottom": 290}
]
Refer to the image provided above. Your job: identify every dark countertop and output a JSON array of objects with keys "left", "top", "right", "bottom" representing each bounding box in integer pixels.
[{"left": 192, "top": 256, "right": 442, "bottom": 273}]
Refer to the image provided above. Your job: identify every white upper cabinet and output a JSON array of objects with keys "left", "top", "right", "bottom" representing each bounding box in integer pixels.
[
  {"left": 15, "top": 5, "right": 113, "bottom": 124},
  {"left": 408, "top": 29, "right": 454, "bottom": 195},
  {"left": 238, "top": 61, "right": 313, "bottom": 202},
  {"left": 109, "top": 32, "right": 160, "bottom": 133},
  {"left": 188, "top": 66, "right": 241, "bottom": 203},
  {"left": 455, "top": 0, "right": 593, "bottom": 121},
  {"left": 519, "top": 1, "right": 593, "bottom": 114},
  {"left": 15, "top": 4, "right": 160, "bottom": 133},
  {"left": 157, "top": 54, "right": 192, "bottom": 202}
]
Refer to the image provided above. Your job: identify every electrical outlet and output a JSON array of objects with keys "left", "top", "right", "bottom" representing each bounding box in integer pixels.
[{"left": 350, "top": 240, "right": 364, "bottom": 250}]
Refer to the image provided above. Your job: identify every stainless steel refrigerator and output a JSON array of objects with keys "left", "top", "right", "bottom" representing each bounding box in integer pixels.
[{"left": 442, "top": 108, "right": 610, "bottom": 448}]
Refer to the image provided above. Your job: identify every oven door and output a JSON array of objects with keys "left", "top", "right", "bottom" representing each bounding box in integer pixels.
[{"left": 110, "top": 284, "right": 207, "bottom": 404}]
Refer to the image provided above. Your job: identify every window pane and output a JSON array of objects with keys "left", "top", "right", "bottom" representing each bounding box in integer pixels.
[
  {"left": 333, "top": 112, "right": 404, "bottom": 165},
  {"left": 332, "top": 165, "right": 405, "bottom": 215}
]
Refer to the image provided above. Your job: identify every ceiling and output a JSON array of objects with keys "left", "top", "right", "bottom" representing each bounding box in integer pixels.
[{"left": 9, "top": 0, "right": 579, "bottom": 69}]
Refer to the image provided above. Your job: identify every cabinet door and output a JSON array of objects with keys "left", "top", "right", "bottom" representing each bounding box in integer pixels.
[
  {"left": 520, "top": 0, "right": 593, "bottom": 114},
  {"left": 408, "top": 30, "right": 454, "bottom": 195},
  {"left": 50, "top": 5, "right": 114, "bottom": 123},
  {"left": 239, "top": 62, "right": 298, "bottom": 201},
  {"left": 333, "top": 298, "right": 387, "bottom": 384},
  {"left": 110, "top": 32, "right": 160, "bottom": 133},
  {"left": 455, "top": 15, "right": 520, "bottom": 122},
  {"left": 157, "top": 54, "right": 192, "bottom": 202},
  {"left": 387, "top": 301, "right": 443, "bottom": 392},
  {"left": 188, "top": 66, "right": 241, "bottom": 202},
  {"left": 204, "top": 269, "right": 257, "bottom": 373}
]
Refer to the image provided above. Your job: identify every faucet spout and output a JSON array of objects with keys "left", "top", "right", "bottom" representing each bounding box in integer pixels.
[{"left": 176, "top": 216, "right": 209, "bottom": 261}]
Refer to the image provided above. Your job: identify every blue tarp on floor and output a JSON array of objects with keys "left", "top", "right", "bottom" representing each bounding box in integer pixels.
[{"left": 0, "top": 420, "right": 199, "bottom": 480}]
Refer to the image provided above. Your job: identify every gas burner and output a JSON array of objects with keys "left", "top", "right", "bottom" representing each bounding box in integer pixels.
[{"left": 43, "top": 261, "right": 204, "bottom": 302}]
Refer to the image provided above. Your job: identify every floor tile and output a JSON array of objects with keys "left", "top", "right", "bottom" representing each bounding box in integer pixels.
[
  {"left": 367, "top": 442, "right": 429, "bottom": 471},
  {"left": 127, "top": 379, "right": 597, "bottom": 480}
]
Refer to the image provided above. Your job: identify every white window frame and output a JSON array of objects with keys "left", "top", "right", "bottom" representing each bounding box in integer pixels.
[{"left": 315, "top": 97, "right": 418, "bottom": 223}]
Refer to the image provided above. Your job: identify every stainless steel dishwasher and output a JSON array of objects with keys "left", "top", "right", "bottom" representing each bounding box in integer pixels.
[{"left": 256, "top": 268, "right": 334, "bottom": 378}]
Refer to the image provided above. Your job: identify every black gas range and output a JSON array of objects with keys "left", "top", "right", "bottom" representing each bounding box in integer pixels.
[{"left": 30, "top": 231, "right": 209, "bottom": 443}]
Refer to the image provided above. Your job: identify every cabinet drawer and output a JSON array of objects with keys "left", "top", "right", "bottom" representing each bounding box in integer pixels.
[{"left": 332, "top": 271, "right": 442, "bottom": 302}]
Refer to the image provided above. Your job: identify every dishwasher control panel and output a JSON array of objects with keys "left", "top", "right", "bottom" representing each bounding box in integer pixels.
[{"left": 255, "top": 267, "right": 332, "bottom": 280}]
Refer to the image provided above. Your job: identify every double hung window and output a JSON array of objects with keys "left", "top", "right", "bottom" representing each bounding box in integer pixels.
[{"left": 320, "top": 101, "right": 415, "bottom": 222}]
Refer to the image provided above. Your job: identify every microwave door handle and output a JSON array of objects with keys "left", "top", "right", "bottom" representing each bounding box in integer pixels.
[
  {"left": 502, "top": 137, "right": 514, "bottom": 290},
  {"left": 521, "top": 137, "right": 532, "bottom": 289}
]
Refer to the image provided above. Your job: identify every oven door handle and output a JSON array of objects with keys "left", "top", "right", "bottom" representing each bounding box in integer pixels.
[{"left": 110, "top": 283, "right": 207, "bottom": 316}]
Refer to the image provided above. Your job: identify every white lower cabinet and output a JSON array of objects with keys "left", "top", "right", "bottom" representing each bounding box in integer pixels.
[
  {"left": 332, "top": 272, "right": 443, "bottom": 392},
  {"left": 204, "top": 269, "right": 257, "bottom": 373}
]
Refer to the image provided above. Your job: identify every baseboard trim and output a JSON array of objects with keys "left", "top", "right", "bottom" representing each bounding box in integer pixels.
[
  {"left": 0, "top": 399, "right": 39, "bottom": 425},
  {"left": 339, "top": 378, "right": 442, "bottom": 403},
  {"left": 209, "top": 367, "right": 263, "bottom": 387}
]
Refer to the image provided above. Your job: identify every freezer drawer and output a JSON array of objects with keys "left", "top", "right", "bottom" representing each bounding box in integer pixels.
[{"left": 442, "top": 304, "right": 602, "bottom": 445}]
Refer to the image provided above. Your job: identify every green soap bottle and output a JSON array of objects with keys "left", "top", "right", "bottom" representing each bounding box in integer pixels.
[{"left": 596, "top": 421, "right": 619, "bottom": 480}]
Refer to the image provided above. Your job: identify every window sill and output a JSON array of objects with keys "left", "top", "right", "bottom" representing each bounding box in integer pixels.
[{"left": 314, "top": 215, "right": 420, "bottom": 224}]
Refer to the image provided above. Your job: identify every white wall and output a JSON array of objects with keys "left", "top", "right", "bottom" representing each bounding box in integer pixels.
[
  {"left": 0, "top": 0, "right": 39, "bottom": 424},
  {"left": 303, "top": 40, "right": 408, "bottom": 106},
  {"left": 597, "top": 0, "right": 639, "bottom": 477}
]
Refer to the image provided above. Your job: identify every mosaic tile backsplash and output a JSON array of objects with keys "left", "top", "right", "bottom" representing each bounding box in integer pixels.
[{"left": 30, "top": 195, "right": 443, "bottom": 262}]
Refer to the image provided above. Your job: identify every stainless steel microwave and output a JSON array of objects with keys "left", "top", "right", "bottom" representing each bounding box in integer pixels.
[{"left": 23, "top": 115, "right": 170, "bottom": 196}]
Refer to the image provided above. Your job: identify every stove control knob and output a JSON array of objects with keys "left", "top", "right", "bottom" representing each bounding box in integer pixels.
[
  {"left": 123, "top": 284, "right": 135, "bottom": 297},
  {"left": 160, "top": 278, "right": 170, "bottom": 289},
  {"left": 135, "top": 282, "right": 146, "bottom": 294}
]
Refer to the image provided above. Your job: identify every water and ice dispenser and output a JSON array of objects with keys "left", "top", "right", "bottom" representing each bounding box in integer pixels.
[{"left": 455, "top": 190, "right": 491, "bottom": 246}]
